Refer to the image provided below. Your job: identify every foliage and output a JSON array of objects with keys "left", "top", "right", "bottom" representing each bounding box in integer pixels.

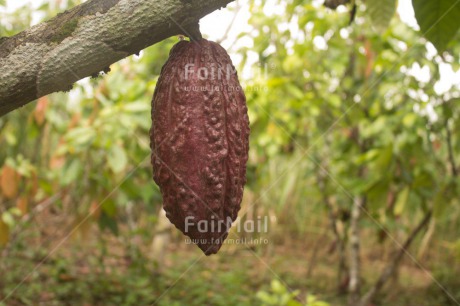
[
  {"left": 1, "top": 0, "right": 460, "bottom": 305},
  {"left": 256, "top": 280, "right": 330, "bottom": 306},
  {"left": 366, "top": 0, "right": 397, "bottom": 33},
  {"left": 412, "top": 0, "right": 460, "bottom": 52},
  {"left": 243, "top": 0, "right": 460, "bottom": 232}
]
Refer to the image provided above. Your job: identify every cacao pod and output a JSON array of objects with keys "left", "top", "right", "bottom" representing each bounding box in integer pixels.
[{"left": 150, "top": 39, "right": 250, "bottom": 255}]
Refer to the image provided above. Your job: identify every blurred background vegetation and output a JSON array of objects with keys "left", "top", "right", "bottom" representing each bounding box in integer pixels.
[{"left": 0, "top": 0, "right": 459, "bottom": 305}]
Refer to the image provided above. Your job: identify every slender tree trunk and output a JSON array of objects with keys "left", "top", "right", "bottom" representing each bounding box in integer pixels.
[
  {"left": 306, "top": 220, "right": 329, "bottom": 278},
  {"left": 348, "top": 195, "right": 364, "bottom": 305},
  {"left": 316, "top": 166, "right": 348, "bottom": 291},
  {"left": 445, "top": 119, "right": 458, "bottom": 177},
  {"left": 417, "top": 217, "right": 435, "bottom": 260}
]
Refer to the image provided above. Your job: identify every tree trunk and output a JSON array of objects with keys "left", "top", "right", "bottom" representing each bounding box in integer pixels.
[
  {"left": 0, "top": 0, "right": 234, "bottom": 116},
  {"left": 348, "top": 195, "right": 364, "bottom": 305}
]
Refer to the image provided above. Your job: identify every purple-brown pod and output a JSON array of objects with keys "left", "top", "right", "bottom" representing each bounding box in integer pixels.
[{"left": 150, "top": 39, "right": 250, "bottom": 255}]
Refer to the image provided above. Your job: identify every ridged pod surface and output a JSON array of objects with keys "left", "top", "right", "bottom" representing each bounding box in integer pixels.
[{"left": 150, "top": 39, "right": 250, "bottom": 255}]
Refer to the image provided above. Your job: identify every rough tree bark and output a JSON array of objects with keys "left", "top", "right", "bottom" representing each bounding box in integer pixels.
[{"left": 0, "top": 0, "right": 234, "bottom": 117}]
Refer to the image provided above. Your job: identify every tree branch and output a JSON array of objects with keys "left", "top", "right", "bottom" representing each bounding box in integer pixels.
[
  {"left": 445, "top": 119, "right": 458, "bottom": 177},
  {"left": 358, "top": 210, "right": 432, "bottom": 306},
  {"left": 0, "top": 0, "right": 234, "bottom": 116},
  {"left": 215, "top": 1, "right": 241, "bottom": 44}
]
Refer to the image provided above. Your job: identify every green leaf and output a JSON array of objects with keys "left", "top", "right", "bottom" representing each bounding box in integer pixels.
[
  {"left": 402, "top": 113, "right": 417, "bottom": 127},
  {"left": 366, "top": 178, "right": 390, "bottom": 210},
  {"left": 101, "top": 199, "right": 117, "bottom": 217},
  {"left": 367, "top": 0, "right": 397, "bottom": 32},
  {"left": 442, "top": 98, "right": 460, "bottom": 118},
  {"left": 256, "top": 291, "right": 274, "bottom": 304},
  {"left": 0, "top": 216, "right": 9, "bottom": 247},
  {"left": 375, "top": 144, "right": 393, "bottom": 171},
  {"left": 123, "top": 101, "right": 150, "bottom": 113},
  {"left": 61, "top": 159, "right": 82, "bottom": 186},
  {"left": 286, "top": 84, "right": 304, "bottom": 100},
  {"left": 64, "top": 126, "right": 96, "bottom": 149},
  {"left": 99, "top": 211, "right": 119, "bottom": 236},
  {"left": 108, "top": 145, "right": 128, "bottom": 173},
  {"left": 434, "top": 180, "right": 458, "bottom": 217},
  {"left": 271, "top": 280, "right": 286, "bottom": 294},
  {"left": 412, "top": 0, "right": 460, "bottom": 52},
  {"left": 279, "top": 170, "right": 298, "bottom": 207},
  {"left": 394, "top": 187, "right": 410, "bottom": 215}
]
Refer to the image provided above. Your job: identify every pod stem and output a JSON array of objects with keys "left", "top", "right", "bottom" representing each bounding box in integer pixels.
[{"left": 184, "top": 22, "right": 202, "bottom": 41}]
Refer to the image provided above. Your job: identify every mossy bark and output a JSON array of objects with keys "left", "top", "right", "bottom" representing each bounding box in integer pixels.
[{"left": 0, "top": 0, "right": 234, "bottom": 116}]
